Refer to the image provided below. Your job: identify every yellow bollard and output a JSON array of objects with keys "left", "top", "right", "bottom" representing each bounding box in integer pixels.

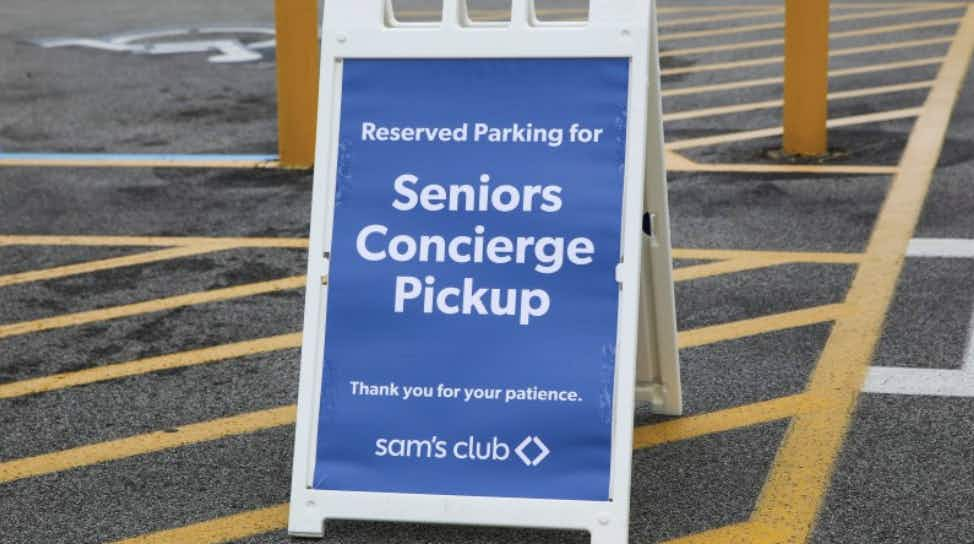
[
  {"left": 783, "top": 0, "right": 830, "bottom": 156},
  {"left": 275, "top": 0, "right": 320, "bottom": 169}
]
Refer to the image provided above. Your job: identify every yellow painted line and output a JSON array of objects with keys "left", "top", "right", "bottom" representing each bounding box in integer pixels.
[
  {"left": 752, "top": 7, "right": 974, "bottom": 541},
  {"left": 665, "top": 149, "right": 698, "bottom": 171},
  {"left": 673, "top": 257, "right": 791, "bottom": 282},
  {"left": 666, "top": 151, "right": 890, "bottom": 176},
  {"left": 665, "top": 521, "right": 789, "bottom": 544},
  {"left": 0, "top": 406, "right": 296, "bottom": 484},
  {"left": 831, "top": 2, "right": 963, "bottom": 8},
  {"left": 663, "top": 76, "right": 778, "bottom": 99},
  {"left": 0, "top": 276, "right": 306, "bottom": 340},
  {"left": 825, "top": 108, "right": 924, "bottom": 128},
  {"left": 671, "top": 249, "right": 864, "bottom": 264},
  {"left": 89, "top": 297, "right": 846, "bottom": 544},
  {"left": 110, "top": 504, "right": 290, "bottom": 544},
  {"left": 659, "top": 6, "right": 803, "bottom": 14},
  {"left": 666, "top": 108, "right": 923, "bottom": 151},
  {"left": 670, "top": 161, "right": 900, "bottom": 175},
  {"left": 105, "top": 395, "right": 822, "bottom": 543},
  {"left": 663, "top": 56, "right": 777, "bottom": 78},
  {"left": 825, "top": 79, "right": 936, "bottom": 99},
  {"left": 96, "top": 15, "right": 974, "bottom": 537},
  {"left": 661, "top": 37, "right": 781, "bottom": 58},
  {"left": 664, "top": 57, "right": 776, "bottom": 77},
  {"left": 100, "top": 397, "right": 809, "bottom": 544},
  {"left": 0, "top": 158, "right": 281, "bottom": 169},
  {"left": 659, "top": 9, "right": 782, "bottom": 29},
  {"left": 662, "top": 36, "right": 953, "bottom": 76},
  {"left": 0, "top": 235, "right": 308, "bottom": 248},
  {"left": 678, "top": 304, "right": 849, "bottom": 349},
  {"left": 660, "top": 21, "right": 784, "bottom": 43},
  {"left": 659, "top": 5, "right": 955, "bottom": 43},
  {"left": 0, "top": 308, "right": 832, "bottom": 485},
  {"left": 831, "top": 4, "right": 963, "bottom": 22},
  {"left": 660, "top": 18, "right": 960, "bottom": 58},
  {"left": 0, "top": 333, "right": 302, "bottom": 400},
  {"left": 663, "top": 57, "right": 943, "bottom": 97},
  {"left": 807, "top": 55, "right": 944, "bottom": 77},
  {"left": 830, "top": 35, "right": 955, "bottom": 59},
  {"left": 633, "top": 394, "right": 825, "bottom": 449},
  {"left": 0, "top": 245, "right": 233, "bottom": 288},
  {"left": 663, "top": 81, "right": 933, "bottom": 122},
  {"left": 109, "top": 507, "right": 781, "bottom": 544},
  {"left": 832, "top": 16, "right": 963, "bottom": 40},
  {"left": 3, "top": 234, "right": 865, "bottom": 261}
]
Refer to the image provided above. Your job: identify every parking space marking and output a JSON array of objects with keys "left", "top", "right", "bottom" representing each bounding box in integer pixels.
[
  {"left": 660, "top": 9, "right": 783, "bottom": 28},
  {"left": 662, "top": 36, "right": 955, "bottom": 76},
  {"left": 0, "top": 236, "right": 859, "bottom": 403},
  {"left": 671, "top": 248, "right": 859, "bottom": 283},
  {"left": 667, "top": 108, "right": 923, "bottom": 150},
  {"left": 0, "top": 406, "right": 296, "bottom": 484},
  {"left": 671, "top": 163, "right": 899, "bottom": 175},
  {"left": 658, "top": 5, "right": 961, "bottom": 175},
  {"left": 94, "top": 359, "right": 835, "bottom": 544},
  {"left": 0, "top": 333, "right": 302, "bottom": 400},
  {"left": 864, "top": 238, "right": 974, "bottom": 396},
  {"left": 669, "top": 522, "right": 788, "bottom": 544},
  {"left": 665, "top": 59, "right": 942, "bottom": 97},
  {"left": 633, "top": 394, "right": 822, "bottom": 450},
  {"left": 744, "top": 7, "right": 974, "bottom": 542},
  {"left": 0, "top": 245, "right": 234, "bottom": 288},
  {"left": 659, "top": 3, "right": 962, "bottom": 14},
  {"left": 0, "top": 276, "right": 305, "bottom": 340},
  {"left": 671, "top": 249, "right": 863, "bottom": 263},
  {"left": 661, "top": 17, "right": 961, "bottom": 58},
  {"left": 660, "top": 5, "right": 959, "bottom": 44},
  {"left": 863, "top": 367, "right": 974, "bottom": 396},
  {"left": 659, "top": 6, "right": 787, "bottom": 14},
  {"left": 671, "top": 253, "right": 857, "bottom": 282},
  {"left": 0, "top": 303, "right": 844, "bottom": 489},
  {"left": 907, "top": 237, "right": 974, "bottom": 257},
  {"left": 0, "top": 153, "right": 280, "bottom": 169},
  {"left": 3, "top": 3, "right": 967, "bottom": 542},
  {"left": 664, "top": 81, "right": 934, "bottom": 122},
  {"left": 832, "top": 2, "right": 964, "bottom": 8},
  {"left": 666, "top": 153, "right": 900, "bottom": 174},
  {"left": 832, "top": 35, "right": 953, "bottom": 59},
  {"left": 673, "top": 257, "right": 795, "bottom": 282},
  {"left": 679, "top": 304, "right": 848, "bottom": 349},
  {"left": 109, "top": 504, "right": 291, "bottom": 544},
  {"left": 0, "top": 235, "right": 308, "bottom": 248},
  {"left": 660, "top": 21, "right": 787, "bottom": 43}
]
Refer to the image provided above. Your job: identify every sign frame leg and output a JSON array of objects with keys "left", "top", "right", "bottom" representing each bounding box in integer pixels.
[{"left": 635, "top": 0, "right": 683, "bottom": 417}]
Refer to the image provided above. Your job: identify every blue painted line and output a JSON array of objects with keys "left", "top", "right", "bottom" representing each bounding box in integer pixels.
[{"left": 0, "top": 153, "right": 279, "bottom": 162}]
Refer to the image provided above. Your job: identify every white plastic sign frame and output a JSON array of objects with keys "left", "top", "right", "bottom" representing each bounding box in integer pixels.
[{"left": 289, "top": 1, "right": 681, "bottom": 542}]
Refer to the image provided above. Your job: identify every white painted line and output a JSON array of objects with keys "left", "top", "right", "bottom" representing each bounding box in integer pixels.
[
  {"left": 863, "top": 367, "right": 974, "bottom": 397},
  {"left": 962, "top": 300, "right": 974, "bottom": 372},
  {"left": 907, "top": 238, "right": 974, "bottom": 258},
  {"left": 865, "top": 244, "right": 974, "bottom": 396}
]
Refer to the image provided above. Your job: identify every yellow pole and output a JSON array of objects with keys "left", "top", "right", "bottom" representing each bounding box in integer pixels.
[
  {"left": 783, "top": 0, "right": 830, "bottom": 156},
  {"left": 275, "top": 0, "right": 320, "bottom": 169}
]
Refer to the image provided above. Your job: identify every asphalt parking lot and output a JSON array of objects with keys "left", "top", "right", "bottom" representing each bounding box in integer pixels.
[{"left": 1, "top": 1, "right": 973, "bottom": 543}]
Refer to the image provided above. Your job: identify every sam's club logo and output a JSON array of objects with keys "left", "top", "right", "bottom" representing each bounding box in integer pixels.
[{"left": 374, "top": 435, "right": 550, "bottom": 466}]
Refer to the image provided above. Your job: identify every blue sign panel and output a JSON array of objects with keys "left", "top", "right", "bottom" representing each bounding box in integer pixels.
[{"left": 315, "top": 58, "right": 630, "bottom": 501}]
